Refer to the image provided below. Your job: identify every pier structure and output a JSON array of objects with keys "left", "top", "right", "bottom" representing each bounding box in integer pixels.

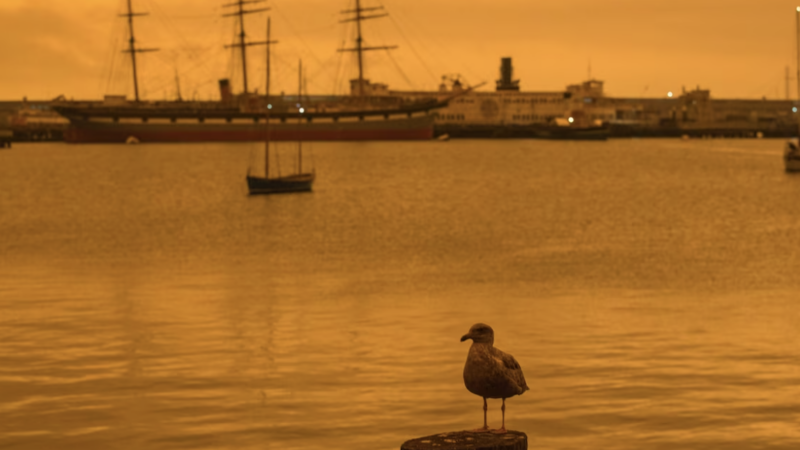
[
  {"left": 0, "top": 100, "right": 69, "bottom": 142},
  {"left": 401, "top": 430, "right": 527, "bottom": 450},
  {"left": 385, "top": 58, "right": 799, "bottom": 138}
]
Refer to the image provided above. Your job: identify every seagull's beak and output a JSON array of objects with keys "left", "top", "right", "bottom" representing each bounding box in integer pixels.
[{"left": 460, "top": 333, "right": 471, "bottom": 342}]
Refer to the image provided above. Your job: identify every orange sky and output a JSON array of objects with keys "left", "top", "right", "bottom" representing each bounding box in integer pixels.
[{"left": 1, "top": 0, "right": 800, "bottom": 101}]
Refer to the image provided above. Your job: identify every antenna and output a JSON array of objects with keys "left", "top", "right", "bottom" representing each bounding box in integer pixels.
[
  {"left": 174, "top": 67, "right": 183, "bottom": 101},
  {"left": 223, "top": 0, "right": 271, "bottom": 95},
  {"left": 121, "top": 0, "right": 158, "bottom": 102},
  {"left": 338, "top": 0, "right": 397, "bottom": 97}
]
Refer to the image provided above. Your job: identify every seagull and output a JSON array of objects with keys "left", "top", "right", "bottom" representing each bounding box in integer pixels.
[{"left": 461, "top": 323, "right": 528, "bottom": 434}]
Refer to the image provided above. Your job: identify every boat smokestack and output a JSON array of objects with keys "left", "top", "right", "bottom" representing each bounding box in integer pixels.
[
  {"left": 496, "top": 57, "right": 520, "bottom": 91},
  {"left": 219, "top": 79, "right": 233, "bottom": 104}
]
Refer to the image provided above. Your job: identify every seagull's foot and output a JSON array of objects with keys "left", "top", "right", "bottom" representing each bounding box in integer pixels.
[
  {"left": 467, "top": 426, "right": 491, "bottom": 433},
  {"left": 490, "top": 427, "right": 507, "bottom": 434}
]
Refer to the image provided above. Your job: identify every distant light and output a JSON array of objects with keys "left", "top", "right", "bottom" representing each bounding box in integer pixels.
[
  {"left": 794, "top": 107, "right": 798, "bottom": 113},
  {"left": 267, "top": 104, "right": 272, "bottom": 109},
  {"left": 668, "top": 91, "right": 673, "bottom": 98},
  {"left": 797, "top": 6, "right": 799, "bottom": 11},
  {"left": 299, "top": 107, "right": 305, "bottom": 114},
  {"left": 568, "top": 117, "right": 574, "bottom": 123}
]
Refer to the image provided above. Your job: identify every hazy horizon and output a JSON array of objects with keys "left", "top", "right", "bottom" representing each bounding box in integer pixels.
[{"left": 2, "top": 0, "right": 800, "bottom": 101}]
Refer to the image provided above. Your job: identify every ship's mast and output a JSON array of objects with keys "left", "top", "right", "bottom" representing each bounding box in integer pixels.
[
  {"left": 121, "top": 0, "right": 158, "bottom": 102},
  {"left": 338, "top": 0, "right": 397, "bottom": 97},
  {"left": 223, "top": 0, "right": 270, "bottom": 95}
]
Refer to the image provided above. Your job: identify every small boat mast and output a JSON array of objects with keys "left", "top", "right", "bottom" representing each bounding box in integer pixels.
[{"left": 263, "top": 16, "right": 278, "bottom": 177}]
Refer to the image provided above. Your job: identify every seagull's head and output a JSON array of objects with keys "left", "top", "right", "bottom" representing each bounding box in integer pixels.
[{"left": 460, "top": 323, "right": 494, "bottom": 345}]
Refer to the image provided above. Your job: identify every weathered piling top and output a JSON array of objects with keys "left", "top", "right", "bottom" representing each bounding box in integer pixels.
[{"left": 401, "top": 430, "right": 527, "bottom": 450}]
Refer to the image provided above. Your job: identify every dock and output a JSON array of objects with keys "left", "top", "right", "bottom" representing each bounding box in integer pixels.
[{"left": 401, "top": 430, "right": 527, "bottom": 450}]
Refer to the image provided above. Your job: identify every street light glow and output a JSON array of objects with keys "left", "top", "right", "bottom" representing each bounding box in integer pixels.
[
  {"left": 568, "top": 117, "right": 574, "bottom": 123},
  {"left": 668, "top": 92, "right": 673, "bottom": 97}
]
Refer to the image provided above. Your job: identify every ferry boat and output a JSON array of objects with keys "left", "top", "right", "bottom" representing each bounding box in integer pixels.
[{"left": 386, "top": 59, "right": 613, "bottom": 140}]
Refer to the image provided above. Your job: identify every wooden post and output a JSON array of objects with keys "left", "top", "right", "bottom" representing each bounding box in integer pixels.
[{"left": 401, "top": 430, "right": 527, "bottom": 450}]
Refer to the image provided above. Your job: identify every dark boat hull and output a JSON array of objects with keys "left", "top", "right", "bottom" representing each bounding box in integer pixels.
[
  {"left": 61, "top": 116, "right": 433, "bottom": 143},
  {"left": 247, "top": 173, "right": 315, "bottom": 194},
  {"left": 531, "top": 125, "right": 609, "bottom": 140},
  {"left": 435, "top": 123, "right": 610, "bottom": 140},
  {"left": 53, "top": 101, "right": 438, "bottom": 143}
]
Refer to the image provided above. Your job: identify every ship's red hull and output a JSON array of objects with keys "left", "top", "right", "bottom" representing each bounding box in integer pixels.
[{"left": 62, "top": 115, "right": 434, "bottom": 143}]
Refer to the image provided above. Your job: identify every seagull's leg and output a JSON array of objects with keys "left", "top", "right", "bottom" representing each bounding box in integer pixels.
[
  {"left": 469, "top": 397, "right": 490, "bottom": 432},
  {"left": 491, "top": 398, "right": 507, "bottom": 434},
  {"left": 484, "top": 397, "right": 489, "bottom": 429},
  {"left": 484, "top": 397, "right": 488, "bottom": 429}
]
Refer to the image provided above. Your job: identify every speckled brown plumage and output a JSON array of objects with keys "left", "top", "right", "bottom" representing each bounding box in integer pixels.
[
  {"left": 461, "top": 323, "right": 528, "bottom": 398},
  {"left": 460, "top": 323, "right": 528, "bottom": 433}
]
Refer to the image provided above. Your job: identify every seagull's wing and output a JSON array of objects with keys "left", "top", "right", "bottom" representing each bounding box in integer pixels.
[
  {"left": 496, "top": 349, "right": 529, "bottom": 393},
  {"left": 501, "top": 353, "right": 521, "bottom": 370}
]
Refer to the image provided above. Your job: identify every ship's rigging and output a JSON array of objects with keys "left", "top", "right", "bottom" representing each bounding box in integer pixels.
[
  {"left": 115, "top": 0, "right": 273, "bottom": 101},
  {"left": 121, "top": 0, "right": 158, "bottom": 102},
  {"left": 338, "top": 0, "right": 397, "bottom": 97},
  {"left": 111, "top": 0, "right": 441, "bottom": 101},
  {"left": 222, "top": 0, "right": 271, "bottom": 95}
]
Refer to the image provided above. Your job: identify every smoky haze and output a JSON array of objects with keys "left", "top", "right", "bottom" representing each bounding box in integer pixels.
[{"left": 0, "top": 0, "right": 798, "bottom": 100}]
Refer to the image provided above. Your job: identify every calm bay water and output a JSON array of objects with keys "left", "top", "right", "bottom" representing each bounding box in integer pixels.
[{"left": 1, "top": 139, "right": 799, "bottom": 450}]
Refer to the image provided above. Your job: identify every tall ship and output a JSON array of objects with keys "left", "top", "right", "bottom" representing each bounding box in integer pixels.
[{"left": 53, "top": 0, "right": 445, "bottom": 143}]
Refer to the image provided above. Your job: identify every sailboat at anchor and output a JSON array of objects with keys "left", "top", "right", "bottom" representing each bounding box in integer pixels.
[{"left": 246, "top": 17, "right": 315, "bottom": 194}]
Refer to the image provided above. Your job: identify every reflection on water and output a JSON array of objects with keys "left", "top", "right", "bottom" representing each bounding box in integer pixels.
[{"left": 1, "top": 139, "right": 799, "bottom": 450}]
